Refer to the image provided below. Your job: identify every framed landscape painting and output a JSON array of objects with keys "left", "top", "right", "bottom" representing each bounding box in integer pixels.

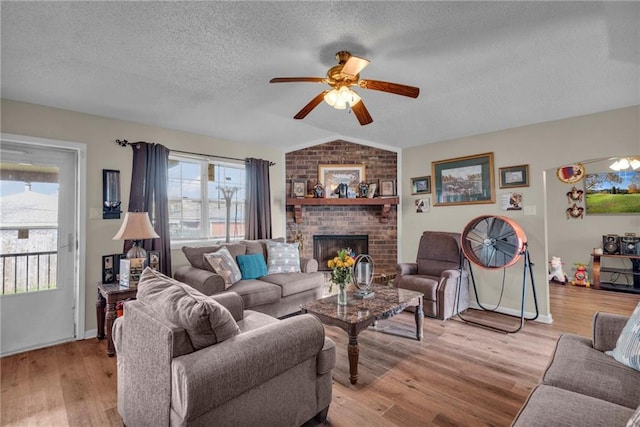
[
  {"left": 318, "top": 164, "right": 365, "bottom": 198},
  {"left": 411, "top": 176, "right": 431, "bottom": 195},
  {"left": 432, "top": 152, "right": 495, "bottom": 206}
]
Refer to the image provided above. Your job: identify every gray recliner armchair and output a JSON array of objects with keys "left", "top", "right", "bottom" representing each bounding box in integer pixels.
[{"left": 396, "top": 231, "right": 469, "bottom": 320}]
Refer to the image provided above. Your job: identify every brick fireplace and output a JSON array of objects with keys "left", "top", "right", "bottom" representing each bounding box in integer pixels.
[{"left": 285, "top": 140, "right": 398, "bottom": 275}]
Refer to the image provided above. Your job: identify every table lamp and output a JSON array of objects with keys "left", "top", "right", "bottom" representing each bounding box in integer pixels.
[{"left": 112, "top": 212, "right": 159, "bottom": 259}]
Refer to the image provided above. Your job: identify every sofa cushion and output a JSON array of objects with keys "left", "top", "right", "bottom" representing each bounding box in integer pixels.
[
  {"left": 227, "top": 280, "right": 281, "bottom": 308},
  {"left": 259, "top": 272, "right": 324, "bottom": 297},
  {"left": 204, "top": 247, "right": 243, "bottom": 288},
  {"left": 543, "top": 333, "right": 640, "bottom": 409},
  {"left": 607, "top": 301, "right": 640, "bottom": 372},
  {"left": 182, "top": 242, "right": 246, "bottom": 271},
  {"left": 236, "top": 253, "right": 268, "bottom": 280},
  {"left": 136, "top": 268, "right": 240, "bottom": 350},
  {"left": 512, "top": 384, "right": 635, "bottom": 427},
  {"left": 266, "top": 241, "right": 301, "bottom": 273},
  {"left": 243, "top": 237, "right": 285, "bottom": 260}
]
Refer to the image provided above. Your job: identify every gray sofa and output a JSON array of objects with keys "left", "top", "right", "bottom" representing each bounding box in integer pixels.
[
  {"left": 113, "top": 268, "right": 336, "bottom": 427},
  {"left": 512, "top": 312, "right": 640, "bottom": 426},
  {"left": 174, "top": 239, "right": 324, "bottom": 318}
]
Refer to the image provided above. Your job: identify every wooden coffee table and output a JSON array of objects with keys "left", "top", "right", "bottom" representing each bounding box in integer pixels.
[{"left": 301, "top": 285, "right": 423, "bottom": 385}]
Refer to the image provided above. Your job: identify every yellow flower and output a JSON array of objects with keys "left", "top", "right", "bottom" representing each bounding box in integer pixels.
[{"left": 327, "top": 260, "right": 334, "bottom": 268}]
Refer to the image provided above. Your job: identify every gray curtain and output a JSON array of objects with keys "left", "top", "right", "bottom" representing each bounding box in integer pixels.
[
  {"left": 125, "top": 142, "right": 172, "bottom": 276},
  {"left": 245, "top": 158, "right": 272, "bottom": 240}
]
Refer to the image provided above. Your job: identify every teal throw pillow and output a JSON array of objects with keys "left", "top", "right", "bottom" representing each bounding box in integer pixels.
[
  {"left": 236, "top": 253, "right": 268, "bottom": 280},
  {"left": 607, "top": 300, "right": 640, "bottom": 372}
]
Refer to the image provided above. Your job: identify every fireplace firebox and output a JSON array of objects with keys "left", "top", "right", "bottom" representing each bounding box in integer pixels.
[{"left": 313, "top": 235, "right": 369, "bottom": 271}]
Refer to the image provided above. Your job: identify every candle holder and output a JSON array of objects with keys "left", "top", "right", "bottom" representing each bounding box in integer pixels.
[{"left": 352, "top": 254, "right": 375, "bottom": 299}]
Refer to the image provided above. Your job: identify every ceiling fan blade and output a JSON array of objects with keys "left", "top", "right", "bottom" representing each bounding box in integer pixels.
[
  {"left": 293, "top": 91, "right": 329, "bottom": 120},
  {"left": 351, "top": 101, "right": 373, "bottom": 126},
  {"left": 270, "top": 77, "right": 325, "bottom": 84},
  {"left": 341, "top": 55, "right": 370, "bottom": 77},
  {"left": 358, "top": 79, "right": 420, "bottom": 98}
]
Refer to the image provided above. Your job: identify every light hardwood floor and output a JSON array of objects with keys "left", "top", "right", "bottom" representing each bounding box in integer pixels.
[{"left": 2, "top": 284, "right": 639, "bottom": 426}]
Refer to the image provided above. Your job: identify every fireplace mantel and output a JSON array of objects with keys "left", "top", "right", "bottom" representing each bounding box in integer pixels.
[{"left": 286, "top": 197, "right": 399, "bottom": 223}]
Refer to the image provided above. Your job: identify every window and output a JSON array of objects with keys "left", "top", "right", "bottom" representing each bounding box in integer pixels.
[{"left": 168, "top": 154, "right": 245, "bottom": 243}]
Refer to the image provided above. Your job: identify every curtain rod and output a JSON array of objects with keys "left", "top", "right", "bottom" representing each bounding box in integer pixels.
[{"left": 115, "top": 139, "right": 276, "bottom": 166}]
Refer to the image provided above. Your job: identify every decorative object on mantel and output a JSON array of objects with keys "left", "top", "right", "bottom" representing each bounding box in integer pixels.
[
  {"left": 566, "top": 203, "right": 584, "bottom": 219},
  {"left": 358, "top": 181, "right": 368, "bottom": 198},
  {"left": 313, "top": 181, "right": 324, "bottom": 198},
  {"left": 379, "top": 179, "right": 396, "bottom": 197},
  {"left": 328, "top": 248, "right": 356, "bottom": 306},
  {"left": 291, "top": 179, "right": 306, "bottom": 198},
  {"left": 352, "top": 254, "right": 375, "bottom": 299},
  {"left": 366, "top": 183, "right": 377, "bottom": 198},
  {"left": 556, "top": 163, "right": 585, "bottom": 184}
]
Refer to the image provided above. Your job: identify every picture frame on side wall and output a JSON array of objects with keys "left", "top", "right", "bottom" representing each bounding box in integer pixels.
[
  {"left": 499, "top": 164, "right": 529, "bottom": 188},
  {"left": 411, "top": 176, "right": 431, "bottom": 194},
  {"left": 433, "top": 152, "right": 495, "bottom": 206}
]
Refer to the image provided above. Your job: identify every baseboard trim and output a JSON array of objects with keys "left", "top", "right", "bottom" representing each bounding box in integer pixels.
[
  {"left": 84, "top": 328, "right": 97, "bottom": 339},
  {"left": 468, "top": 302, "right": 553, "bottom": 324}
]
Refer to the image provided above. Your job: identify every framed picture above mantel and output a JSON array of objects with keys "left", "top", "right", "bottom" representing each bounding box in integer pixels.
[
  {"left": 432, "top": 152, "right": 495, "bottom": 206},
  {"left": 318, "top": 164, "right": 365, "bottom": 198}
]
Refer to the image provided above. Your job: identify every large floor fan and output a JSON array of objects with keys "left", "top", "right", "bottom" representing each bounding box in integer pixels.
[
  {"left": 457, "top": 215, "right": 539, "bottom": 333},
  {"left": 270, "top": 51, "right": 420, "bottom": 125}
]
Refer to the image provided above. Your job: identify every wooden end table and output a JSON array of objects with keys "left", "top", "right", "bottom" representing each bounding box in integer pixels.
[
  {"left": 301, "top": 285, "right": 423, "bottom": 385},
  {"left": 96, "top": 282, "right": 137, "bottom": 357}
]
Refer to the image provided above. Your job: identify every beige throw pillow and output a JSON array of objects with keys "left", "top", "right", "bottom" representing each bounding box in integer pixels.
[
  {"left": 137, "top": 268, "right": 240, "bottom": 350},
  {"left": 203, "top": 246, "right": 243, "bottom": 289}
]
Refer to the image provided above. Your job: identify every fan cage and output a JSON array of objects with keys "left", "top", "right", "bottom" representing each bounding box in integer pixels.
[{"left": 461, "top": 215, "right": 527, "bottom": 270}]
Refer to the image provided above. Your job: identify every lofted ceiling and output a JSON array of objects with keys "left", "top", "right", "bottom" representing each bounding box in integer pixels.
[{"left": 1, "top": 1, "right": 639, "bottom": 152}]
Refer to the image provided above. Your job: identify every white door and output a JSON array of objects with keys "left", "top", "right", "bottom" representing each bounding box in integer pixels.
[{"left": 0, "top": 141, "right": 78, "bottom": 355}]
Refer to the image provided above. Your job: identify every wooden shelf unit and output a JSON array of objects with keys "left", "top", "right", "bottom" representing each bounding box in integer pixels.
[
  {"left": 286, "top": 197, "right": 399, "bottom": 223},
  {"left": 591, "top": 253, "right": 640, "bottom": 294}
]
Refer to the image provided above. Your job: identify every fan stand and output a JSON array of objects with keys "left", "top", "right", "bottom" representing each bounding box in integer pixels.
[{"left": 455, "top": 246, "right": 539, "bottom": 334}]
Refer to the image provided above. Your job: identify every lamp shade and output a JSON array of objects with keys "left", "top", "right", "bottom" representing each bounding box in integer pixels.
[{"left": 112, "top": 212, "right": 159, "bottom": 241}]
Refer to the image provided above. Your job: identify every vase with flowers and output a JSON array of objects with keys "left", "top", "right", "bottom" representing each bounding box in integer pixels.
[{"left": 328, "top": 248, "right": 356, "bottom": 305}]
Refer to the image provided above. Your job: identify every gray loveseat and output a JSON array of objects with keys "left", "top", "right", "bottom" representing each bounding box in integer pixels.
[
  {"left": 512, "top": 312, "right": 640, "bottom": 426},
  {"left": 174, "top": 238, "right": 324, "bottom": 318},
  {"left": 114, "top": 268, "right": 336, "bottom": 426}
]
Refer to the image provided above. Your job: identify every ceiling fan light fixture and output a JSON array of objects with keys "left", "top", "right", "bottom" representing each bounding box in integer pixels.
[
  {"left": 323, "top": 87, "right": 361, "bottom": 110},
  {"left": 609, "top": 157, "right": 639, "bottom": 171}
]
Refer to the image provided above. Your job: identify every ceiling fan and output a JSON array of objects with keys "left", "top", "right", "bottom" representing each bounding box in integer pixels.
[{"left": 270, "top": 51, "right": 420, "bottom": 126}]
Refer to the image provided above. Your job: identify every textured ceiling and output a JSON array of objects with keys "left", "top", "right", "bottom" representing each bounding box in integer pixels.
[{"left": 2, "top": 2, "right": 639, "bottom": 151}]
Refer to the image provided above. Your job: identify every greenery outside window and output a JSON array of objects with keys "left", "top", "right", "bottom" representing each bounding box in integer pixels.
[{"left": 168, "top": 154, "right": 245, "bottom": 243}]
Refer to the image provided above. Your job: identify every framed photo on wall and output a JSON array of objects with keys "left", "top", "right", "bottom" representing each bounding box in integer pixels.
[
  {"left": 499, "top": 164, "right": 529, "bottom": 188},
  {"left": 411, "top": 176, "right": 431, "bottom": 194},
  {"left": 432, "top": 152, "right": 495, "bottom": 206},
  {"left": 318, "top": 164, "right": 365, "bottom": 198}
]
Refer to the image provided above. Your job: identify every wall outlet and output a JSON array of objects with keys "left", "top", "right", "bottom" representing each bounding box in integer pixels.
[{"left": 524, "top": 205, "right": 536, "bottom": 216}]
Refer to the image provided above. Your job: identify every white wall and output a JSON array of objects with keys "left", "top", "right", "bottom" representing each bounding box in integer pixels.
[
  {"left": 400, "top": 106, "right": 640, "bottom": 321},
  {"left": 1, "top": 99, "right": 286, "bottom": 332}
]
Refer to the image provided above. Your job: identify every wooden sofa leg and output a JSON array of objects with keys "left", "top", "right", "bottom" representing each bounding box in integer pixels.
[{"left": 315, "top": 406, "right": 329, "bottom": 422}]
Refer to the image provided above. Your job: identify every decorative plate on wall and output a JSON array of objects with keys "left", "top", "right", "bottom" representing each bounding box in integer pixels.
[{"left": 556, "top": 163, "right": 585, "bottom": 184}]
